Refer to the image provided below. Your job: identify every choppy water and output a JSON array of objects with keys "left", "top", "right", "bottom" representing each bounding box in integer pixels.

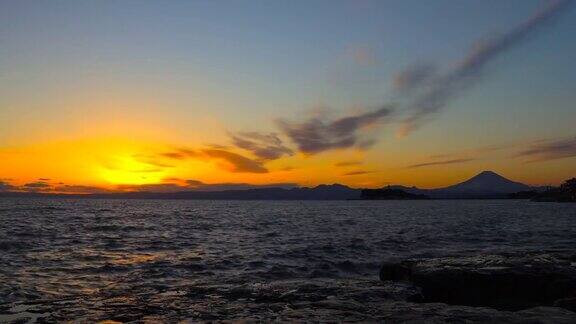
[{"left": 1, "top": 198, "right": 575, "bottom": 322}]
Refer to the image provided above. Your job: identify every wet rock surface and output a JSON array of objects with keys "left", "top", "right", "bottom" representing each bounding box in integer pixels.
[{"left": 380, "top": 252, "right": 576, "bottom": 313}]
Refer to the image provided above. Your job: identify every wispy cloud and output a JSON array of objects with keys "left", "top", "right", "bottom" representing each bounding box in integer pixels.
[
  {"left": 516, "top": 136, "right": 576, "bottom": 162},
  {"left": 119, "top": 180, "right": 296, "bottom": 193},
  {"left": 407, "top": 158, "right": 476, "bottom": 169},
  {"left": 334, "top": 160, "right": 363, "bottom": 167},
  {"left": 23, "top": 181, "right": 51, "bottom": 191},
  {"left": 117, "top": 183, "right": 191, "bottom": 193},
  {"left": 393, "top": 63, "right": 437, "bottom": 94},
  {"left": 277, "top": 106, "right": 393, "bottom": 154},
  {"left": 160, "top": 148, "right": 199, "bottom": 160},
  {"left": 343, "top": 170, "right": 373, "bottom": 176},
  {"left": 201, "top": 149, "right": 268, "bottom": 173},
  {"left": 183, "top": 180, "right": 296, "bottom": 191},
  {"left": 224, "top": 1, "right": 571, "bottom": 156},
  {"left": 0, "top": 179, "right": 50, "bottom": 192},
  {"left": 429, "top": 144, "right": 508, "bottom": 160},
  {"left": 162, "top": 147, "right": 269, "bottom": 173},
  {"left": 230, "top": 132, "right": 293, "bottom": 160},
  {"left": 54, "top": 185, "right": 112, "bottom": 194},
  {"left": 397, "top": 0, "right": 572, "bottom": 136}
]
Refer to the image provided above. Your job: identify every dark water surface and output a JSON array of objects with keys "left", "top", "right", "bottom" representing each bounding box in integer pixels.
[{"left": 1, "top": 198, "right": 575, "bottom": 322}]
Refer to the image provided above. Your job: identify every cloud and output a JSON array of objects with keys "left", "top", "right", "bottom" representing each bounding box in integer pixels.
[
  {"left": 516, "top": 136, "right": 576, "bottom": 162},
  {"left": 119, "top": 179, "right": 296, "bottom": 193},
  {"left": 184, "top": 179, "right": 204, "bottom": 186},
  {"left": 206, "top": 143, "right": 229, "bottom": 149},
  {"left": 343, "top": 170, "right": 373, "bottom": 176},
  {"left": 160, "top": 148, "right": 199, "bottom": 160},
  {"left": 117, "top": 183, "right": 191, "bottom": 193},
  {"left": 407, "top": 158, "right": 476, "bottom": 169},
  {"left": 0, "top": 181, "right": 16, "bottom": 192},
  {"left": 393, "top": 63, "right": 437, "bottom": 94},
  {"left": 131, "top": 155, "right": 175, "bottom": 168},
  {"left": 429, "top": 144, "right": 508, "bottom": 160},
  {"left": 397, "top": 0, "right": 572, "bottom": 136},
  {"left": 226, "top": 0, "right": 570, "bottom": 154},
  {"left": 161, "top": 147, "right": 269, "bottom": 173},
  {"left": 184, "top": 180, "right": 297, "bottom": 191},
  {"left": 1, "top": 180, "right": 110, "bottom": 194},
  {"left": 24, "top": 182, "right": 50, "bottom": 188},
  {"left": 22, "top": 181, "right": 52, "bottom": 192},
  {"left": 201, "top": 149, "right": 268, "bottom": 173},
  {"left": 277, "top": 106, "right": 393, "bottom": 154},
  {"left": 334, "top": 161, "right": 363, "bottom": 167},
  {"left": 100, "top": 155, "right": 170, "bottom": 175},
  {"left": 53, "top": 185, "right": 112, "bottom": 194},
  {"left": 230, "top": 132, "right": 293, "bottom": 160}
]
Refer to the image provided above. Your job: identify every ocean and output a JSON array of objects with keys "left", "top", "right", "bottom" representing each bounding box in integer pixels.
[{"left": 1, "top": 198, "right": 575, "bottom": 322}]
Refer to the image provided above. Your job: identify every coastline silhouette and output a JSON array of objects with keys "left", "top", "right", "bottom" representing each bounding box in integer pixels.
[{"left": 2, "top": 170, "right": 572, "bottom": 201}]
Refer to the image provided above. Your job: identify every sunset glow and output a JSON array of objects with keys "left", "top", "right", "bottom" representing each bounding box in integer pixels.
[
  {"left": 1, "top": 0, "right": 575, "bottom": 193},
  {"left": 99, "top": 155, "right": 168, "bottom": 185}
]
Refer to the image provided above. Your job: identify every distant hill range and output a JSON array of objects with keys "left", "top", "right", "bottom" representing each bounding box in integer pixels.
[{"left": 0, "top": 171, "right": 543, "bottom": 200}]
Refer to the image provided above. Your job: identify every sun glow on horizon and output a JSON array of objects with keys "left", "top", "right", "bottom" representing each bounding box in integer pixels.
[
  {"left": 98, "top": 154, "right": 169, "bottom": 185},
  {"left": 0, "top": 133, "right": 573, "bottom": 193}
]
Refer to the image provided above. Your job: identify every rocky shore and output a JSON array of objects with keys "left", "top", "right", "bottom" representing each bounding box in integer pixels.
[
  {"left": 379, "top": 251, "right": 576, "bottom": 322},
  {"left": 2, "top": 252, "right": 576, "bottom": 322}
]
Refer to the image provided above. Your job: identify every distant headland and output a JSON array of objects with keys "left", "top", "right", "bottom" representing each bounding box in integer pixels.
[{"left": 1, "top": 171, "right": 573, "bottom": 201}]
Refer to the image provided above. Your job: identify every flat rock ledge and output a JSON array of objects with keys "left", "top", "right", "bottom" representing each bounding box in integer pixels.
[{"left": 380, "top": 251, "right": 576, "bottom": 319}]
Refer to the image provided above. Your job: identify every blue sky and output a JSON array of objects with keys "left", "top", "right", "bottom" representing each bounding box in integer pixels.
[{"left": 0, "top": 0, "right": 575, "bottom": 189}]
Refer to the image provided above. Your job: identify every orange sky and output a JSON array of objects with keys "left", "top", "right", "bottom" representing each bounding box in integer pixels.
[{"left": 1, "top": 133, "right": 573, "bottom": 194}]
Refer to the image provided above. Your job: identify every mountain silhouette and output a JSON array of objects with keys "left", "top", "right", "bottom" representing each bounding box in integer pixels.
[
  {"left": 0, "top": 170, "right": 535, "bottom": 200},
  {"left": 440, "top": 171, "right": 531, "bottom": 194},
  {"left": 394, "top": 171, "right": 533, "bottom": 199}
]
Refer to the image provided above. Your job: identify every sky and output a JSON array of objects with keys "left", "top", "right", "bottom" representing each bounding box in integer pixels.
[{"left": 1, "top": 0, "right": 575, "bottom": 193}]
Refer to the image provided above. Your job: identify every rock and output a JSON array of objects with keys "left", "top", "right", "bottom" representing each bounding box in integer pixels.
[
  {"left": 379, "top": 252, "right": 576, "bottom": 311},
  {"left": 515, "top": 306, "right": 576, "bottom": 322},
  {"left": 555, "top": 297, "right": 576, "bottom": 312},
  {"left": 376, "top": 302, "right": 576, "bottom": 323},
  {"left": 379, "top": 262, "right": 413, "bottom": 282}
]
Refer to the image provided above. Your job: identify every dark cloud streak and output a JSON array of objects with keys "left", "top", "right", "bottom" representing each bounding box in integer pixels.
[
  {"left": 54, "top": 185, "right": 112, "bottom": 194},
  {"left": 161, "top": 147, "right": 269, "bottom": 173},
  {"left": 334, "top": 161, "right": 362, "bottom": 167},
  {"left": 277, "top": 106, "right": 393, "bottom": 154},
  {"left": 516, "top": 136, "right": 576, "bottom": 162},
  {"left": 407, "top": 158, "right": 476, "bottom": 169},
  {"left": 24, "top": 181, "right": 50, "bottom": 188},
  {"left": 230, "top": 132, "right": 293, "bottom": 160},
  {"left": 201, "top": 149, "right": 268, "bottom": 173},
  {"left": 343, "top": 170, "right": 373, "bottom": 176},
  {"left": 398, "top": 0, "right": 572, "bottom": 136}
]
